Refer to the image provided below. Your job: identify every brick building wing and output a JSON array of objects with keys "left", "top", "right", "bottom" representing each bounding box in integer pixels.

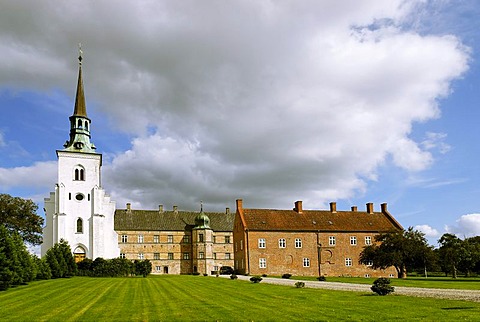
[{"left": 233, "top": 199, "right": 402, "bottom": 278}]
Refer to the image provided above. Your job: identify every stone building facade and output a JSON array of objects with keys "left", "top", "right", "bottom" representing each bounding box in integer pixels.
[
  {"left": 233, "top": 199, "right": 401, "bottom": 278},
  {"left": 115, "top": 204, "right": 235, "bottom": 274}
]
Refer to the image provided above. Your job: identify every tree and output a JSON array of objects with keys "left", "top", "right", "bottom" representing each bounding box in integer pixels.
[
  {"left": 0, "top": 225, "right": 37, "bottom": 290},
  {"left": 45, "top": 239, "right": 76, "bottom": 278},
  {"left": 134, "top": 259, "right": 152, "bottom": 277},
  {"left": 0, "top": 194, "right": 43, "bottom": 245},
  {"left": 359, "top": 227, "right": 432, "bottom": 278},
  {"left": 438, "top": 233, "right": 467, "bottom": 278}
]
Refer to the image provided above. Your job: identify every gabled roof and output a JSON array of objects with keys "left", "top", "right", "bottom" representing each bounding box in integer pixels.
[
  {"left": 114, "top": 209, "right": 234, "bottom": 232},
  {"left": 240, "top": 208, "right": 402, "bottom": 232}
]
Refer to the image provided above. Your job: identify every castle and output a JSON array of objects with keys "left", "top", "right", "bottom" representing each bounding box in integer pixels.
[{"left": 42, "top": 52, "right": 400, "bottom": 278}]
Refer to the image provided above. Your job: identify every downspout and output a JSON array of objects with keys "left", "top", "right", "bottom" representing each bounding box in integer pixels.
[
  {"left": 246, "top": 229, "right": 250, "bottom": 274},
  {"left": 317, "top": 231, "right": 321, "bottom": 277}
]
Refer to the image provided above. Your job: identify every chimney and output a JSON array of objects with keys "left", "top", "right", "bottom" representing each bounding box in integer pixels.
[
  {"left": 381, "top": 203, "right": 388, "bottom": 213},
  {"left": 351, "top": 206, "right": 357, "bottom": 212},
  {"left": 126, "top": 203, "right": 131, "bottom": 212},
  {"left": 159, "top": 204, "right": 164, "bottom": 213},
  {"left": 226, "top": 207, "right": 230, "bottom": 214},
  {"left": 236, "top": 199, "right": 243, "bottom": 212},
  {"left": 173, "top": 205, "right": 178, "bottom": 214},
  {"left": 294, "top": 201, "right": 303, "bottom": 214},
  {"left": 329, "top": 202, "right": 337, "bottom": 213},
  {"left": 366, "top": 203, "right": 374, "bottom": 214}
]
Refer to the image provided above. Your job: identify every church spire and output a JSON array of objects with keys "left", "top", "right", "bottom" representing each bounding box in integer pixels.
[
  {"left": 62, "top": 45, "right": 96, "bottom": 153},
  {"left": 73, "top": 44, "right": 87, "bottom": 117}
]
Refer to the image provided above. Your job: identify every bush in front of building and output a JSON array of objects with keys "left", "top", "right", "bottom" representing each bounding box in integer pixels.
[
  {"left": 230, "top": 274, "right": 238, "bottom": 279},
  {"left": 282, "top": 273, "right": 292, "bottom": 279},
  {"left": 317, "top": 276, "right": 326, "bottom": 281},
  {"left": 371, "top": 278, "right": 395, "bottom": 296},
  {"left": 250, "top": 276, "right": 262, "bottom": 283},
  {"left": 295, "top": 281, "right": 305, "bottom": 288}
]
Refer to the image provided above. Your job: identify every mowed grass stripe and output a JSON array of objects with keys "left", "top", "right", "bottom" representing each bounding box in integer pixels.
[{"left": 1, "top": 276, "right": 480, "bottom": 321}]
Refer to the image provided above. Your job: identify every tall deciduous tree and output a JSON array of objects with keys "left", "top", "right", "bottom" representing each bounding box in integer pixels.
[
  {"left": 359, "top": 227, "right": 432, "bottom": 278},
  {"left": 0, "top": 194, "right": 43, "bottom": 245},
  {"left": 438, "top": 233, "right": 466, "bottom": 278}
]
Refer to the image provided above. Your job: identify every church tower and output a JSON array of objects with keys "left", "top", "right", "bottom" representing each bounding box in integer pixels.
[{"left": 42, "top": 48, "right": 119, "bottom": 261}]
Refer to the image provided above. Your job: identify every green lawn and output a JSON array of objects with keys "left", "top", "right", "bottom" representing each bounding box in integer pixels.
[{"left": 0, "top": 275, "right": 479, "bottom": 321}]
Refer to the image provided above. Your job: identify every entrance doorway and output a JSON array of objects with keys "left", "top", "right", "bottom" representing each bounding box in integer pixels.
[{"left": 73, "top": 246, "right": 86, "bottom": 263}]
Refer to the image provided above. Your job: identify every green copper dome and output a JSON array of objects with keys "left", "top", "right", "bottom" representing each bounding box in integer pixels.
[{"left": 194, "top": 204, "right": 211, "bottom": 229}]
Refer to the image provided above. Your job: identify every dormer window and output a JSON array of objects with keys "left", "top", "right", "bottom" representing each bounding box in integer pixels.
[{"left": 74, "top": 166, "right": 85, "bottom": 181}]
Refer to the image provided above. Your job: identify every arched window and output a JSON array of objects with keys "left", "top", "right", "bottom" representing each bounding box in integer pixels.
[
  {"left": 74, "top": 166, "right": 85, "bottom": 181},
  {"left": 76, "top": 218, "right": 83, "bottom": 233},
  {"left": 77, "top": 119, "right": 83, "bottom": 128},
  {"left": 85, "top": 121, "right": 89, "bottom": 131}
]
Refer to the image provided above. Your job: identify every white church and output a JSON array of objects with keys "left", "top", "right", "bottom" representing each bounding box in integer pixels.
[{"left": 41, "top": 51, "right": 119, "bottom": 261}]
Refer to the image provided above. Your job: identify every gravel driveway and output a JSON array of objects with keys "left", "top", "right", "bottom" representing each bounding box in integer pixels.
[{"left": 218, "top": 275, "right": 480, "bottom": 302}]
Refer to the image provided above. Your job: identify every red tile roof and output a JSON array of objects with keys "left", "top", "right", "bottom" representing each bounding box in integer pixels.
[{"left": 240, "top": 208, "right": 402, "bottom": 232}]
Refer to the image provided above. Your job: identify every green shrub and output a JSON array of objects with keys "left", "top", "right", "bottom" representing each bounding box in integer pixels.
[
  {"left": 295, "top": 281, "right": 305, "bottom": 288},
  {"left": 282, "top": 273, "right": 292, "bottom": 279},
  {"left": 317, "top": 276, "right": 326, "bottom": 281},
  {"left": 230, "top": 274, "right": 238, "bottom": 280},
  {"left": 262, "top": 274, "right": 268, "bottom": 277},
  {"left": 371, "top": 278, "right": 395, "bottom": 296},
  {"left": 250, "top": 276, "right": 262, "bottom": 283}
]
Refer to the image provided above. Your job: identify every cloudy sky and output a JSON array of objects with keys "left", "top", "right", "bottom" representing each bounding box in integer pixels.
[{"left": 1, "top": 0, "right": 479, "bottom": 245}]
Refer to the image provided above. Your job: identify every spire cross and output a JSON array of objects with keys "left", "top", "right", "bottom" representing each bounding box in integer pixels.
[{"left": 78, "top": 43, "right": 83, "bottom": 65}]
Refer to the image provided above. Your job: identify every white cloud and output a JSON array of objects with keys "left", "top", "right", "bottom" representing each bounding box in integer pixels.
[
  {"left": 0, "top": 161, "right": 56, "bottom": 190},
  {"left": 445, "top": 213, "right": 480, "bottom": 238},
  {"left": 414, "top": 224, "right": 440, "bottom": 238},
  {"left": 0, "top": 131, "right": 5, "bottom": 147},
  {"left": 421, "top": 132, "right": 451, "bottom": 154},
  {"left": 0, "top": 1, "right": 471, "bottom": 210}
]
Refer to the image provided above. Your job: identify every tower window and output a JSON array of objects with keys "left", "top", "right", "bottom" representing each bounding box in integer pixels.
[
  {"left": 74, "top": 166, "right": 85, "bottom": 181},
  {"left": 85, "top": 121, "right": 89, "bottom": 131},
  {"left": 75, "top": 193, "right": 84, "bottom": 201},
  {"left": 76, "top": 218, "right": 83, "bottom": 233},
  {"left": 77, "top": 119, "right": 83, "bottom": 128}
]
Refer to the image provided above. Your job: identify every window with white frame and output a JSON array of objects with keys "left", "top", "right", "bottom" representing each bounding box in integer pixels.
[
  {"left": 120, "top": 253, "right": 126, "bottom": 259},
  {"left": 259, "top": 258, "right": 266, "bottom": 268},
  {"left": 295, "top": 238, "right": 302, "bottom": 248},
  {"left": 345, "top": 258, "right": 352, "bottom": 266},
  {"left": 199, "top": 252, "right": 204, "bottom": 259},
  {"left": 350, "top": 236, "right": 357, "bottom": 246},
  {"left": 153, "top": 235, "right": 159, "bottom": 243},
  {"left": 121, "top": 235, "right": 128, "bottom": 243},
  {"left": 183, "top": 253, "right": 190, "bottom": 260},
  {"left": 156, "top": 266, "right": 161, "bottom": 271},
  {"left": 366, "top": 260, "right": 373, "bottom": 266},
  {"left": 154, "top": 253, "right": 160, "bottom": 260},
  {"left": 365, "top": 236, "right": 372, "bottom": 245},
  {"left": 225, "top": 253, "right": 231, "bottom": 259},
  {"left": 183, "top": 235, "right": 190, "bottom": 243},
  {"left": 138, "top": 253, "right": 144, "bottom": 260},
  {"left": 240, "top": 240, "right": 243, "bottom": 250},
  {"left": 258, "top": 238, "right": 266, "bottom": 248},
  {"left": 278, "top": 238, "right": 286, "bottom": 248},
  {"left": 167, "top": 235, "right": 173, "bottom": 243},
  {"left": 329, "top": 236, "right": 336, "bottom": 246},
  {"left": 138, "top": 234, "right": 144, "bottom": 243},
  {"left": 303, "top": 258, "right": 310, "bottom": 267},
  {"left": 199, "top": 233, "right": 204, "bottom": 242},
  {"left": 225, "top": 236, "right": 231, "bottom": 243},
  {"left": 168, "top": 253, "right": 174, "bottom": 260}
]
